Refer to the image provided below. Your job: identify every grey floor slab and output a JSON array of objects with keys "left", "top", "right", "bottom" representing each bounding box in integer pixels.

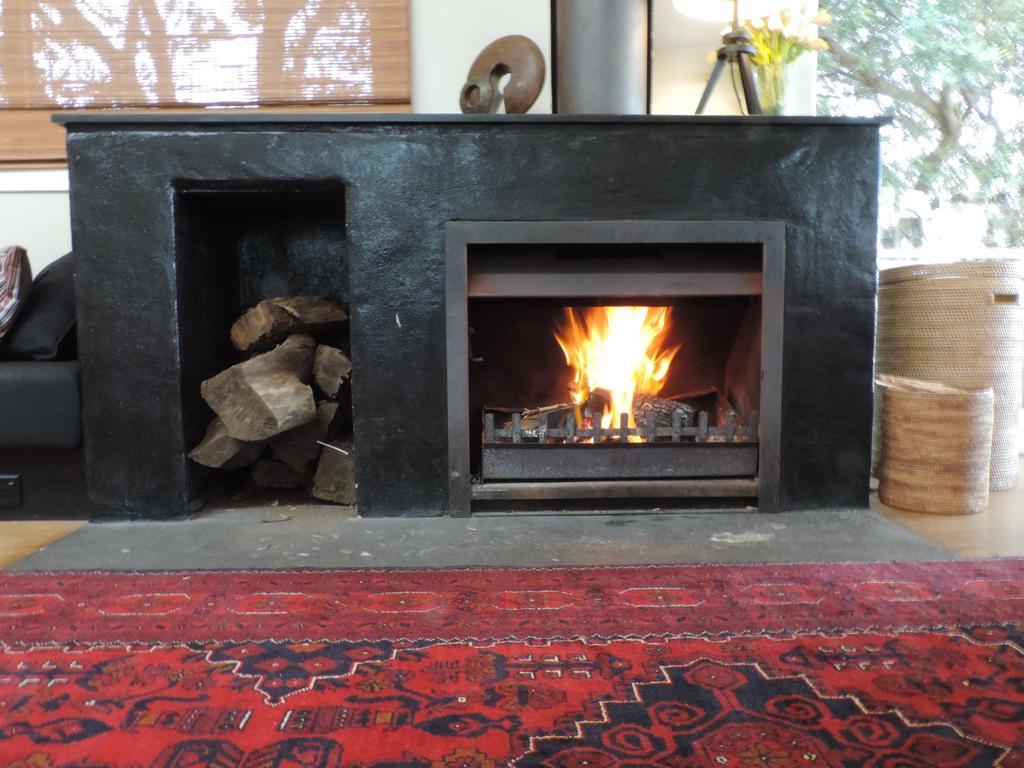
[{"left": 11, "top": 506, "right": 952, "bottom": 571}]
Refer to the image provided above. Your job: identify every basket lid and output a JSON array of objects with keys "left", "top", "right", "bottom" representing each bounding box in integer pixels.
[
  {"left": 880, "top": 259, "right": 1024, "bottom": 287},
  {"left": 875, "top": 374, "right": 993, "bottom": 398}
]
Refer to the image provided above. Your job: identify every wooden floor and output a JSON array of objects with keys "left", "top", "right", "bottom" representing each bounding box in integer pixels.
[
  {"left": 0, "top": 460, "right": 1021, "bottom": 568},
  {"left": 0, "top": 520, "right": 85, "bottom": 568}
]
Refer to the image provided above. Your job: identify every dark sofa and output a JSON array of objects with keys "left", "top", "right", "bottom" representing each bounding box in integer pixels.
[{"left": 0, "top": 252, "right": 87, "bottom": 517}]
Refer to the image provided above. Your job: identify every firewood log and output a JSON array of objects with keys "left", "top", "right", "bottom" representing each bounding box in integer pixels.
[
  {"left": 585, "top": 388, "right": 612, "bottom": 416},
  {"left": 201, "top": 334, "right": 317, "bottom": 441},
  {"left": 188, "top": 418, "right": 266, "bottom": 470},
  {"left": 585, "top": 389, "right": 697, "bottom": 427},
  {"left": 275, "top": 296, "right": 348, "bottom": 332},
  {"left": 251, "top": 458, "right": 309, "bottom": 489},
  {"left": 311, "top": 440, "right": 356, "bottom": 505},
  {"left": 632, "top": 393, "right": 696, "bottom": 427},
  {"left": 269, "top": 402, "right": 339, "bottom": 473},
  {"left": 230, "top": 301, "right": 292, "bottom": 354},
  {"left": 231, "top": 296, "right": 348, "bottom": 353},
  {"left": 313, "top": 345, "right": 352, "bottom": 399},
  {"left": 508, "top": 404, "right": 577, "bottom": 432}
]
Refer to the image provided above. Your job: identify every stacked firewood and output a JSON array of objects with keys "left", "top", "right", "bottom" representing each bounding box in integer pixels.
[{"left": 188, "top": 296, "right": 356, "bottom": 505}]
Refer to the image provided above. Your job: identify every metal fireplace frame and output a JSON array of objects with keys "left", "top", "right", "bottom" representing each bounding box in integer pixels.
[{"left": 445, "top": 220, "right": 786, "bottom": 516}]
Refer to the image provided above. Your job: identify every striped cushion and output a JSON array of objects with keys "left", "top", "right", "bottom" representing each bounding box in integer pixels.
[{"left": 0, "top": 245, "right": 33, "bottom": 341}]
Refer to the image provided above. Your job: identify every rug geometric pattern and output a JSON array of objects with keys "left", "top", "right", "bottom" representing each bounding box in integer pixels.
[{"left": 1, "top": 560, "right": 1021, "bottom": 767}]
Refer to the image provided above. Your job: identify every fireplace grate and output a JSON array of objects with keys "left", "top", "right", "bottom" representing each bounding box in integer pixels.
[
  {"left": 484, "top": 409, "right": 758, "bottom": 444},
  {"left": 480, "top": 408, "right": 759, "bottom": 481}
]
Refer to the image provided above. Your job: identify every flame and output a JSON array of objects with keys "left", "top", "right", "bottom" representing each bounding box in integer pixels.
[{"left": 554, "top": 306, "right": 680, "bottom": 433}]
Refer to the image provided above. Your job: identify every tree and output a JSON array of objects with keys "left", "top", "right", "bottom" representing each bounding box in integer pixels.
[{"left": 817, "top": 0, "right": 1024, "bottom": 246}]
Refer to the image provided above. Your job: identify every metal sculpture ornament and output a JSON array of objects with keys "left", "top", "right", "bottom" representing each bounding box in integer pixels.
[{"left": 460, "top": 35, "right": 546, "bottom": 114}]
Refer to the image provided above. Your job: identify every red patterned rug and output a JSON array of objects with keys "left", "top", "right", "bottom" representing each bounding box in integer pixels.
[{"left": 1, "top": 560, "right": 1022, "bottom": 767}]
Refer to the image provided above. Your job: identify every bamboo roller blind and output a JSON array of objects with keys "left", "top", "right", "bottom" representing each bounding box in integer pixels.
[{"left": 0, "top": 0, "right": 410, "bottom": 163}]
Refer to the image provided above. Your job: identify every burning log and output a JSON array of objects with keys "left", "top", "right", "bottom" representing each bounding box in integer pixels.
[
  {"left": 188, "top": 418, "right": 266, "bottom": 470},
  {"left": 632, "top": 393, "right": 696, "bottom": 428},
  {"left": 269, "top": 401, "right": 340, "bottom": 473},
  {"left": 311, "top": 440, "right": 356, "bottom": 505},
  {"left": 313, "top": 345, "right": 352, "bottom": 399},
  {"left": 585, "top": 388, "right": 612, "bottom": 416},
  {"left": 489, "top": 386, "right": 706, "bottom": 445},
  {"left": 200, "top": 334, "right": 317, "bottom": 441},
  {"left": 585, "top": 388, "right": 698, "bottom": 429},
  {"left": 667, "top": 386, "right": 720, "bottom": 417},
  {"left": 251, "top": 458, "right": 309, "bottom": 489},
  {"left": 521, "top": 402, "right": 576, "bottom": 418},
  {"left": 517, "top": 402, "right": 577, "bottom": 432},
  {"left": 231, "top": 296, "right": 348, "bottom": 353}
]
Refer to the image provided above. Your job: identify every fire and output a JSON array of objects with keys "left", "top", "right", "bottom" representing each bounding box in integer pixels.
[{"left": 554, "top": 306, "right": 679, "bottom": 432}]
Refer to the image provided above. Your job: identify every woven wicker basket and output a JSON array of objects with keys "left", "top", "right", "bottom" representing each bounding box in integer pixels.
[
  {"left": 874, "top": 260, "right": 1024, "bottom": 491},
  {"left": 878, "top": 376, "right": 993, "bottom": 515}
]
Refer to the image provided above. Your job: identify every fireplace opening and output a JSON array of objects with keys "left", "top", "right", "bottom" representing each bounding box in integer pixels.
[
  {"left": 468, "top": 296, "right": 762, "bottom": 485},
  {"left": 446, "top": 221, "right": 785, "bottom": 515}
]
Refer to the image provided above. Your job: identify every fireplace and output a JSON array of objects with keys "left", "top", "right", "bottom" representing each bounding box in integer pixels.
[
  {"left": 55, "top": 114, "right": 883, "bottom": 518},
  {"left": 446, "top": 221, "right": 784, "bottom": 514}
]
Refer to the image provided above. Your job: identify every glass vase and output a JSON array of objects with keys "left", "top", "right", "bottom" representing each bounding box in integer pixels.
[{"left": 756, "top": 63, "right": 789, "bottom": 116}]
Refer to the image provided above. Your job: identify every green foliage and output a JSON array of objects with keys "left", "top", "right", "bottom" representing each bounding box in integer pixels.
[{"left": 817, "top": 0, "right": 1024, "bottom": 246}]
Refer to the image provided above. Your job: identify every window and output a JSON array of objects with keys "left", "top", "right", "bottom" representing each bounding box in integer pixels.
[
  {"left": 817, "top": 0, "right": 1024, "bottom": 257},
  {"left": 0, "top": 0, "right": 410, "bottom": 163}
]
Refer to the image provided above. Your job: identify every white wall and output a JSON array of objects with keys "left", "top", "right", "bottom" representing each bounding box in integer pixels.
[
  {"left": 653, "top": 46, "right": 742, "bottom": 116},
  {"left": 410, "top": 0, "right": 552, "bottom": 113},
  {"left": 408, "top": 0, "right": 817, "bottom": 117},
  {"left": 0, "top": 170, "right": 72, "bottom": 275},
  {"left": 651, "top": 0, "right": 817, "bottom": 116}
]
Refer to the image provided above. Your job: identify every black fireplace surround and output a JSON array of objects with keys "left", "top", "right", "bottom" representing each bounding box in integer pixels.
[{"left": 57, "top": 114, "right": 883, "bottom": 518}]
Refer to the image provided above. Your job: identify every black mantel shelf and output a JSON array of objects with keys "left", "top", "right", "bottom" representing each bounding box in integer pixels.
[
  {"left": 58, "top": 113, "right": 883, "bottom": 518},
  {"left": 54, "top": 112, "right": 890, "bottom": 127}
]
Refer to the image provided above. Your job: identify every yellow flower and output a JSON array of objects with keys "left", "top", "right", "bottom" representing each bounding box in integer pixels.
[{"left": 743, "top": 5, "right": 831, "bottom": 66}]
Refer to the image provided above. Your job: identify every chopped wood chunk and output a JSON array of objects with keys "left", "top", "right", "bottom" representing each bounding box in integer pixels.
[
  {"left": 230, "top": 301, "right": 293, "bottom": 353},
  {"left": 274, "top": 296, "right": 348, "bottom": 329},
  {"left": 311, "top": 440, "right": 356, "bottom": 505},
  {"left": 269, "top": 402, "right": 339, "bottom": 473},
  {"left": 251, "top": 459, "right": 309, "bottom": 489},
  {"left": 201, "top": 334, "right": 317, "bottom": 441},
  {"left": 231, "top": 296, "right": 348, "bottom": 352},
  {"left": 188, "top": 418, "right": 266, "bottom": 470},
  {"left": 313, "top": 345, "right": 352, "bottom": 399}
]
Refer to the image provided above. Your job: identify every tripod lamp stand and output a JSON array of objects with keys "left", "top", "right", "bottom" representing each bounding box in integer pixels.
[{"left": 673, "top": 0, "right": 792, "bottom": 115}]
